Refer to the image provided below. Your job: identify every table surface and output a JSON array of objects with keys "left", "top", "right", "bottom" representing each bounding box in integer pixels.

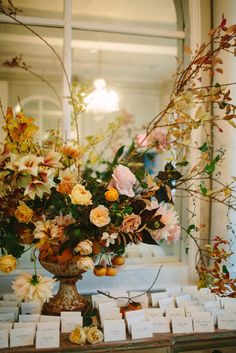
[{"left": 1, "top": 329, "right": 236, "bottom": 353}]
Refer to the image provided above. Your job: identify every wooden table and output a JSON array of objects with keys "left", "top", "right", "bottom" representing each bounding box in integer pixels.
[{"left": 1, "top": 330, "right": 236, "bottom": 353}]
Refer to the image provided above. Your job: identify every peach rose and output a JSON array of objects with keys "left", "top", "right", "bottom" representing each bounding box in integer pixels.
[
  {"left": 90, "top": 205, "right": 110, "bottom": 227},
  {"left": 120, "top": 213, "right": 141, "bottom": 233},
  {"left": 74, "top": 240, "right": 93, "bottom": 255},
  {"left": 0, "top": 255, "right": 17, "bottom": 273},
  {"left": 14, "top": 203, "right": 33, "bottom": 224},
  {"left": 108, "top": 164, "right": 137, "bottom": 197},
  {"left": 77, "top": 257, "right": 94, "bottom": 271},
  {"left": 70, "top": 184, "right": 92, "bottom": 206},
  {"left": 86, "top": 326, "right": 103, "bottom": 344}
]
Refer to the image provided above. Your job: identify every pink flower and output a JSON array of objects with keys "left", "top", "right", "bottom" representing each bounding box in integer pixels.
[
  {"left": 120, "top": 214, "right": 141, "bottom": 233},
  {"left": 149, "top": 128, "right": 168, "bottom": 152},
  {"left": 108, "top": 165, "right": 137, "bottom": 197},
  {"left": 136, "top": 133, "right": 148, "bottom": 147},
  {"left": 166, "top": 224, "right": 181, "bottom": 244}
]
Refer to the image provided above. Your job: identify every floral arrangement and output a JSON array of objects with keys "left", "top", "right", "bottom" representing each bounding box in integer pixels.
[{"left": 0, "top": 0, "right": 236, "bottom": 304}]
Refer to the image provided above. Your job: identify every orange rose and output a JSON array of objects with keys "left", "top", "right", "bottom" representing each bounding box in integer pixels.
[
  {"left": 105, "top": 188, "right": 119, "bottom": 202},
  {"left": 14, "top": 203, "right": 33, "bottom": 224}
]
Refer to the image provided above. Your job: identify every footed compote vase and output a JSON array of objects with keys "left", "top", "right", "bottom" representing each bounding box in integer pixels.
[{"left": 39, "top": 257, "right": 88, "bottom": 316}]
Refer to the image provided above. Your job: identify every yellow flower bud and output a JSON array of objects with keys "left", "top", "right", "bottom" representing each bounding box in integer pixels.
[
  {"left": 105, "top": 188, "right": 119, "bottom": 202},
  {"left": 0, "top": 255, "right": 17, "bottom": 273}
]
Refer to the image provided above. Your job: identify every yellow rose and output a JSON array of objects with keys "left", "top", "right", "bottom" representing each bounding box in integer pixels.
[
  {"left": 86, "top": 326, "right": 103, "bottom": 344},
  {"left": 70, "top": 184, "right": 92, "bottom": 206},
  {"left": 105, "top": 188, "right": 119, "bottom": 202},
  {"left": 90, "top": 205, "right": 110, "bottom": 227},
  {"left": 69, "top": 326, "right": 86, "bottom": 345},
  {"left": 14, "top": 203, "right": 33, "bottom": 224},
  {"left": 0, "top": 255, "right": 17, "bottom": 273}
]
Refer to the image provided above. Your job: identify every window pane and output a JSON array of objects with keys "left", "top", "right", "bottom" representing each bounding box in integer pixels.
[{"left": 9, "top": 0, "right": 63, "bottom": 19}]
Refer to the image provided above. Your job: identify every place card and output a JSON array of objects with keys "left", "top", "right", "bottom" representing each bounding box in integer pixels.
[
  {"left": 185, "top": 305, "right": 204, "bottom": 317},
  {"left": 0, "top": 329, "right": 8, "bottom": 349},
  {"left": 40, "top": 315, "right": 61, "bottom": 323},
  {"left": 103, "top": 319, "right": 126, "bottom": 342},
  {"left": 175, "top": 294, "right": 192, "bottom": 307},
  {"left": 109, "top": 291, "right": 129, "bottom": 307},
  {"left": 150, "top": 317, "right": 170, "bottom": 333},
  {"left": 3, "top": 294, "right": 17, "bottom": 301},
  {"left": 0, "top": 307, "right": 18, "bottom": 321},
  {"left": 182, "top": 286, "right": 198, "bottom": 295},
  {"left": 150, "top": 292, "right": 168, "bottom": 307},
  {"left": 220, "top": 297, "right": 236, "bottom": 308},
  {"left": 21, "top": 302, "right": 41, "bottom": 315},
  {"left": 166, "top": 307, "right": 185, "bottom": 319},
  {"left": 218, "top": 314, "right": 236, "bottom": 330},
  {"left": 193, "top": 317, "right": 215, "bottom": 332},
  {"left": 129, "top": 292, "right": 149, "bottom": 308},
  {"left": 91, "top": 294, "right": 114, "bottom": 309},
  {"left": 204, "top": 301, "right": 221, "bottom": 311},
  {"left": 0, "top": 313, "right": 14, "bottom": 323},
  {"left": 158, "top": 297, "right": 174, "bottom": 310},
  {"left": 35, "top": 328, "right": 60, "bottom": 349},
  {"left": 0, "top": 322, "right": 12, "bottom": 332},
  {"left": 144, "top": 308, "right": 164, "bottom": 319},
  {"left": 10, "top": 327, "right": 34, "bottom": 347},
  {"left": 0, "top": 301, "right": 18, "bottom": 307},
  {"left": 131, "top": 320, "right": 153, "bottom": 339},
  {"left": 14, "top": 322, "right": 37, "bottom": 332},
  {"left": 166, "top": 286, "right": 182, "bottom": 296},
  {"left": 37, "top": 322, "right": 60, "bottom": 331},
  {"left": 125, "top": 310, "right": 145, "bottom": 333},
  {"left": 172, "top": 317, "right": 193, "bottom": 334},
  {"left": 191, "top": 312, "right": 212, "bottom": 320},
  {"left": 61, "top": 316, "right": 83, "bottom": 333},
  {"left": 197, "top": 294, "right": 216, "bottom": 304},
  {"left": 210, "top": 309, "right": 226, "bottom": 325},
  {"left": 19, "top": 314, "right": 40, "bottom": 322},
  {"left": 61, "top": 311, "right": 82, "bottom": 317}
]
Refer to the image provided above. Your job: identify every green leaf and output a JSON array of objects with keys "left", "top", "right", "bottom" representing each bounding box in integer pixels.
[
  {"left": 185, "top": 247, "right": 189, "bottom": 255},
  {"left": 199, "top": 142, "right": 208, "bottom": 152},
  {"left": 112, "top": 145, "right": 125, "bottom": 166},
  {"left": 124, "top": 206, "right": 133, "bottom": 214},
  {"left": 204, "top": 154, "right": 220, "bottom": 175},
  {"left": 222, "top": 265, "right": 229, "bottom": 274},
  {"left": 200, "top": 183, "right": 207, "bottom": 195},
  {"left": 187, "top": 224, "right": 197, "bottom": 234},
  {"left": 176, "top": 161, "right": 189, "bottom": 167}
]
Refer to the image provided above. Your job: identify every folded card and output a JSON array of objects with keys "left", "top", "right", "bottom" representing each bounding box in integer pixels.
[
  {"left": 61, "top": 311, "right": 82, "bottom": 317},
  {"left": 131, "top": 320, "right": 153, "bottom": 339},
  {"left": 166, "top": 307, "right": 185, "bottom": 318},
  {"left": 193, "top": 317, "right": 215, "bottom": 333},
  {"left": 103, "top": 319, "right": 126, "bottom": 342},
  {"left": 0, "top": 307, "right": 18, "bottom": 321},
  {"left": 21, "top": 302, "right": 41, "bottom": 315},
  {"left": 109, "top": 291, "right": 129, "bottom": 307},
  {"left": 37, "top": 322, "right": 60, "bottom": 331},
  {"left": 0, "top": 329, "right": 8, "bottom": 349},
  {"left": 19, "top": 314, "right": 40, "bottom": 322},
  {"left": 158, "top": 297, "right": 174, "bottom": 310},
  {"left": 150, "top": 317, "right": 170, "bottom": 333},
  {"left": 218, "top": 314, "right": 236, "bottom": 330},
  {"left": 129, "top": 292, "right": 149, "bottom": 308},
  {"left": 0, "top": 301, "right": 18, "bottom": 307},
  {"left": 0, "top": 322, "right": 12, "bottom": 332},
  {"left": 150, "top": 292, "right": 168, "bottom": 307},
  {"left": 175, "top": 294, "right": 192, "bottom": 307},
  {"left": 10, "top": 327, "right": 34, "bottom": 347},
  {"left": 3, "top": 294, "right": 17, "bottom": 301},
  {"left": 172, "top": 317, "right": 193, "bottom": 334},
  {"left": 144, "top": 308, "right": 164, "bottom": 319},
  {"left": 185, "top": 305, "right": 204, "bottom": 317},
  {"left": 91, "top": 294, "right": 114, "bottom": 309},
  {"left": 14, "top": 322, "right": 37, "bottom": 332},
  {"left": 0, "top": 313, "right": 14, "bottom": 323},
  {"left": 35, "top": 328, "right": 60, "bottom": 349},
  {"left": 40, "top": 315, "right": 60, "bottom": 323},
  {"left": 61, "top": 316, "right": 83, "bottom": 333}
]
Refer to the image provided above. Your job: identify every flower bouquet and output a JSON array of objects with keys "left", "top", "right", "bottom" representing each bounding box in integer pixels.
[{"left": 0, "top": 1, "right": 236, "bottom": 314}]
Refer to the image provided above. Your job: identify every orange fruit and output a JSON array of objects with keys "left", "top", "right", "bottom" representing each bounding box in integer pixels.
[
  {"left": 56, "top": 248, "right": 73, "bottom": 263},
  {"left": 93, "top": 266, "right": 107, "bottom": 276},
  {"left": 111, "top": 255, "right": 125, "bottom": 266},
  {"left": 105, "top": 188, "right": 119, "bottom": 202},
  {"left": 106, "top": 266, "right": 117, "bottom": 276}
]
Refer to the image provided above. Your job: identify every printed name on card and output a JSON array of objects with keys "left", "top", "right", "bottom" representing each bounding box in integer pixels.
[
  {"left": 103, "top": 319, "right": 126, "bottom": 342},
  {"left": 150, "top": 292, "right": 168, "bottom": 307},
  {"left": 172, "top": 317, "right": 193, "bottom": 334},
  {"left": 131, "top": 320, "right": 153, "bottom": 339},
  {"left": 3, "top": 294, "right": 17, "bottom": 301},
  {"left": 40, "top": 315, "right": 60, "bottom": 323},
  {"left": 0, "top": 313, "right": 14, "bottom": 323},
  {"left": 0, "top": 329, "right": 8, "bottom": 349},
  {"left": 10, "top": 327, "right": 34, "bottom": 347},
  {"left": 158, "top": 297, "right": 174, "bottom": 310},
  {"left": 0, "top": 301, "right": 18, "bottom": 307},
  {"left": 144, "top": 308, "right": 164, "bottom": 319},
  {"left": 165, "top": 307, "right": 185, "bottom": 318},
  {"left": 193, "top": 317, "right": 215, "bottom": 333},
  {"left": 218, "top": 314, "right": 236, "bottom": 330},
  {"left": 37, "top": 322, "right": 60, "bottom": 331},
  {"left": 21, "top": 302, "right": 41, "bottom": 315},
  {"left": 150, "top": 317, "right": 170, "bottom": 333},
  {"left": 0, "top": 322, "right": 12, "bottom": 332},
  {"left": 35, "top": 329, "right": 60, "bottom": 349},
  {"left": 0, "top": 307, "right": 18, "bottom": 321},
  {"left": 185, "top": 305, "right": 204, "bottom": 317},
  {"left": 14, "top": 322, "right": 37, "bottom": 332}
]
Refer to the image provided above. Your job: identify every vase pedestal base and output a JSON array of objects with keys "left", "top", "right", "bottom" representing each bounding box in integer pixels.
[{"left": 42, "top": 275, "right": 88, "bottom": 316}]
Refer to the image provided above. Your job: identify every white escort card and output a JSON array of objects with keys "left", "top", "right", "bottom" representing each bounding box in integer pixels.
[
  {"left": 182, "top": 286, "right": 198, "bottom": 295},
  {"left": 14, "top": 322, "right": 37, "bottom": 332},
  {"left": 166, "top": 287, "right": 182, "bottom": 296},
  {"left": 0, "top": 322, "right": 12, "bottom": 332},
  {"left": 21, "top": 302, "right": 41, "bottom": 315},
  {"left": 0, "top": 307, "right": 18, "bottom": 321},
  {"left": 191, "top": 312, "right": 212, "bottom": 320},
  {"left": 10, "top": 327, "right": 34, "bottom": 347},
  {"left": 37, "top": 322, "right": 60, "bottom": 331},
  {"left": 131, "top": 320, "right": 153, "bottom": 339},
  {"left": 193, "top": 317, "right": 215, "bottom": 332},
  {"left": 175, "top": 294, "right": 192, "bottom": 307},
  {"left": 125, "top": 310, "right": 145, "bottom": 333},
  {"left": 103, "top": 319, "right": 126, "bottom": 342},
  {"left": 158, "top": 297, "right": 174, "bottom": 310},
  {"left": 3, "top": 294, "right": 17, "bottom": 301},
  {"left": 61, "top": 311, "right": 81, "bottom": 317},
  {"left": 40, "top": 315, "right": 61, "bottom": 323},
  {"left": 35, "top": 328, "right": 60, "bottom": 349},
  {"left": 204, "top": 301, "right": 221, "bottom": 311},
  {"left": 172, "top": 317, "right": 193, "bottom": 334},
  {"left": 19, "top": 314, "right": 40, "bottom": 322},
  {"left": 150, "top": 292, "right": 168, "bottom": 307},
  {"left": 0, "top": 329, "right": 8, "bottom": 349},
  {"left": 218, "top": 314, "right": 236, "bottom": 330},
  {"left": 61, "top": 316, "right": 83, "bottom": 333},
  {"left": 166, "top": 307, "right": 185, "bottom": 319},
  {"left": 0, "top": 313, "right": 14, "bottom": 323},
  {"left": 210, "top": 309, "right": 226, "bottom": 325},
  {"left": 150, "top": 317, "right": 170, "bottom": 333},
  {"left": 144, "top": 308, "right": 164, "bottom": 319},
  {"left": 91, "top": 294, "right": 114, "bottom": 309},
  {"left": 185, "top": 305, "right": 204, "bottom": 317},
  {"left": 129, "top": 292, "right": 149, "bottom": 308},
  {"left": 109, "top": 291, "right": 129, "bottom": 307},
  {"left": 0, "top": 301, "right": 18, "bottom": 307}
]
